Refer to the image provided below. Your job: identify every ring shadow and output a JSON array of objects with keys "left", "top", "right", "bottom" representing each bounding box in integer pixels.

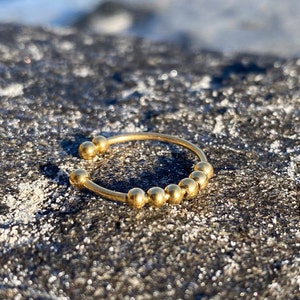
[
  {"left": 39, "top": 132, "right": 115, "bottom": 186},
  {"left": 39, "top": 133, "right": 90, "bottom": 186},
  {"left": 60, "top": 133, "right": 90, "bottom": 157},
  {"left": 92, "top": 145, "right": 196, "bottom": 193}
]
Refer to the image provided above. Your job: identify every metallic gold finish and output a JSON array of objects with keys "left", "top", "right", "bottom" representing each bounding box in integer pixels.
[
  {"left": 79, "top": 141, "right": 97, "bottom": 160},
  {"left": 69, "top": 169, "right": 89, "bottom": 189},
  {"left": 165, "top": 184, "right": 184, "bottom": 205},
  {"left": 92, "top": 135, "right": 109, "bottom": 154},
  {"left": 194, "top": 161, "right": 214, "bottom": 179},
  {"left": 189, "top": 171, "right": 208, "bottom": 189},
  {"left": 147, "top": 187, "right": 166, "bottom": 208},
  {"left": 107, "top": 133, "right": 208, "bottom": 162},
  {"left": 70, "top": 132, "right": 213, "bottom": 208},
  {"left": 126, "top": 188, "right": 147, "bottom": 209},
  {"left": 179, "top": 178, "right": 199, "bottom": 199}
]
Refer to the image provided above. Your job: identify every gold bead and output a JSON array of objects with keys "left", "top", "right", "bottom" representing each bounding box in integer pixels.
[
  {"left": 179, "top": 178, "right": 199, "bottom": 199},
  {"left": 147, "top": 187, "right": 166, "bottom": 208},
  {"left": 79, "top": 141, "right": 97, "bottom": 160},
  {"left": 165, "top": 184, "right": 184, "bottom": 205},
  {"left": 92, "top": 136, "right": 109, "bottom": 154},
  {"left": 189, "top": 171, "right": 208, "bottom": 189},
  {"left": 126, "top": 188, "right": 147, "bottom": 209},
  {"left": 69, "top": 169, "right": 89, "bottom": 189},
  {"left": 194, "top": 162, "right": 214, "bottom": 179}
]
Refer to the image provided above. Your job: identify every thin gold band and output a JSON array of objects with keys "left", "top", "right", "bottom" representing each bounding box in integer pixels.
[
  {"left": 108, "top": 133, "right": 208, "bottom": 162},
  {"left": 69, "top": 132, "right": 213, "bottom": 208}
]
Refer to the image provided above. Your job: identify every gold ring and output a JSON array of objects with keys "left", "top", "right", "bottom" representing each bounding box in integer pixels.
[{"left": 69, "top": 132, "right": 213, "bottom": 209}]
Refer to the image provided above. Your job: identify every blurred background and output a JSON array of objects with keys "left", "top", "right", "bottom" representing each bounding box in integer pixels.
[{"left": 1, "top": 0, "right": 300, "bottom": 57}]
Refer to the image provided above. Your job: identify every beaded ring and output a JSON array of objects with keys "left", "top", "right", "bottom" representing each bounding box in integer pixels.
[{"left": 69, "top": 132, "right": 213, "bottom": 209}]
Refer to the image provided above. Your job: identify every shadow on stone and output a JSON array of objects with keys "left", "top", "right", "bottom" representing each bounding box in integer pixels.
[
  {"left": 93, "top": 148, "right": 195, "bottom": 193},
  {"left": 0, "top": 203, "right": 9, "bottom": 216},
  {"left": 39, "top": 163, "right": 69, "bottom": 186},
  {"left": 60, "top": 134, "right": 88, "bottom": 157},
  {"left": 211, "top": 60, "right": 267, "bottom": 88}
]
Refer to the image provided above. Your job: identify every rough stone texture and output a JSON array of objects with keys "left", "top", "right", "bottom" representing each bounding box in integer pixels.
[{"left": 0, "top": 24, "right": 299, "bottom": 299}]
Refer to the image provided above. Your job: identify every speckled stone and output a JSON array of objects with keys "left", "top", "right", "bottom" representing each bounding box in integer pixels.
[{"left": 0, "top": 24, "right": 299, "bottom": 300}]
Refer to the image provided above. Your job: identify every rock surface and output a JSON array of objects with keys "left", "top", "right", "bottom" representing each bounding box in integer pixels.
[{"left": 0, "top": 24, "right": 299, "bottom": 299}]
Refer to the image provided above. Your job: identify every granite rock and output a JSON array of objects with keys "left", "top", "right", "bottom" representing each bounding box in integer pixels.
[{"left": 0, "top": 24, "right": 299, "bottom": 299}]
